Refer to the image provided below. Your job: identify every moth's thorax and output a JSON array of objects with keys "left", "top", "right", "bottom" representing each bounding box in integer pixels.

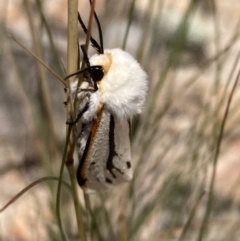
[
  {"left": 89, "top": 48, "right": 148, "bottom": 119},
  {"left": 89, "top": 49, "right": 137, "bottom": 92}
]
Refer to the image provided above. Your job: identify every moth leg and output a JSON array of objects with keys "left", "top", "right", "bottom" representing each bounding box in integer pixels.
[
  {"left": 80, "top": 88, "right": 96, "bottom": 92},
  {"left": 66, "top": 101, "right": 89, "bottom": 125}
]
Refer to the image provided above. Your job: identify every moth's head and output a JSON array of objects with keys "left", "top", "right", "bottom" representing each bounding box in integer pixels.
[{"left": 88, "top": 52, "right": 111, "bottom": 81}]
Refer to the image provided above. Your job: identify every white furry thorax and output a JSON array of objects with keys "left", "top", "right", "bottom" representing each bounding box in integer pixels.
[{"left": 72, "top": 48, "right": 148, "bottom": 121}]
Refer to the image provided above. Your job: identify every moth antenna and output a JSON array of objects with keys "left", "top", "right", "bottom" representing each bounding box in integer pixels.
[
  {"left": 78, "top": 12, "right": 102, "bottom": 54},
  {"left": 89, "top": 0, "right": 104, "bottom": 54},
  {"left": 80, "top": 45, "right": 91, "bottom": 67}
]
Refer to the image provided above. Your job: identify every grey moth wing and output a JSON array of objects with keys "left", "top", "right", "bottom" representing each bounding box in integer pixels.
[{"left": 77, "top": 105, "right": 133, "bottom": 192}]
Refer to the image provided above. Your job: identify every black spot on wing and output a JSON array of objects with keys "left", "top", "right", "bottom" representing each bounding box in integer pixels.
[
  {"left": 126, "top": 161, "right": 131, "bottom": 169},
  {"left": 105, "top": 177, "right": 113, "bottom": 184}
]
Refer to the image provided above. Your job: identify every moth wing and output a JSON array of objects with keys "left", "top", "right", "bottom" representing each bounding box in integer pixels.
[
  {"left": 111, "top": 115, "right": 132, "bottom": 183},
  {"left": 77, "top": 106, "right": 132, "bottom": 193}
]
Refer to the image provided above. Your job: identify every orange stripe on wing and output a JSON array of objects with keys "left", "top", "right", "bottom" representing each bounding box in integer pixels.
[{"left": 79, "top": 103, "right": 104, "bottom": 189}]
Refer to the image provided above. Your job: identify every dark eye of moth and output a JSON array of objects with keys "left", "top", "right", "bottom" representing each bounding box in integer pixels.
[{"left": 90, "top": 66, "right": 104, "bottom": 82}]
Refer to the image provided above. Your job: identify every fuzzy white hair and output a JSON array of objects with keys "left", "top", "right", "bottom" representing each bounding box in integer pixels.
[
  {"left": 72, "top": 48, "right": 148, "bottom": 122},
  {"left": 89, "top": 48, "right": 148, "bottom": 119}
]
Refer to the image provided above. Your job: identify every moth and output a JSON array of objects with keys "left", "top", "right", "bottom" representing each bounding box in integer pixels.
[{"left": 66, "top": 10, "right": 148, "bottom": 193}]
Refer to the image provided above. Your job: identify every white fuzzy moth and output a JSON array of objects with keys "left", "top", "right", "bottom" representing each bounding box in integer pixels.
[{"left": 66, "top": 10, "right": 148, "bottom": 193}]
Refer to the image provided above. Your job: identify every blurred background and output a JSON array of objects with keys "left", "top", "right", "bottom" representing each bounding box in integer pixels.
[{"left": 1, "top": 0, "right": 240, "bottom": 240}]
